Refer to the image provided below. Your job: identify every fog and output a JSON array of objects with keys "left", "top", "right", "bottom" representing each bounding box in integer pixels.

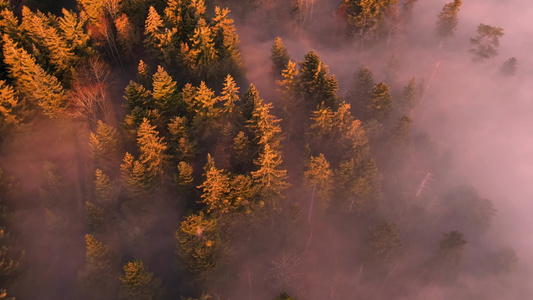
[{"left": 235, "top": 0, "right": 533, "bottom": 298}]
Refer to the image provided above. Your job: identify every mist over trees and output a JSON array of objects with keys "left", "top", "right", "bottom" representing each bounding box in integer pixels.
[{"left": 0, "top": 0, "right": 527, "bottom": 299}]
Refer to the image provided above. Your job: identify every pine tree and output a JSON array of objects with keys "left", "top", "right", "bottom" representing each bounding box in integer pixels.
[
  {"left": 246, "top": 94, "right": 283, "bottom": 151},
  {"left": 152, "top": 65, "right": 178, "bottom": 116},
  {"left": 137, "top": 60, "right": 152, "bottom": 89},
  {"left": 115, "top": 13, "right": 138, "bottom": 57},
  {"left": 389, "top": 115, "right": 413, "bottom": 149},
  {"left": 145, "top": 6, "right": 177, "bottom": 63},
  {"left": 119, "top": 260, "right": 163, "bottom": 300},
  {"left": 176, "top": 212, "right": 224, "bottom": 283},
  {"left": 219, "top": 74, "right": 240, "bottom": 119},
  {"left": 198, "top": 154, "right": 231, "bottom": 214},
  {"left": 0, "top": 80, "right": 21, "bottom": 130},
  {"left": 367, "top": 222, "right": 402, "bottom": 263},
  {"left": 436, "top": 0, "right": 462, "bottom": 40},
  {"left": 211, "top": 6, "right": 243, "bottom": 75},
  {"left": 0, "top": 7, "right": 20, "bottom": 42},
  {"left": 58, "top": 9, "right": 92, "bottom": 56},
  {"left": 121, "top": 152, "right": 153, "bottom": 198},
  {"left": 137, "top": 118, "right": 168, "bottom": 177},
  {"left": 184, "top": 24, "right": 218, "bottom": 81},
  {"left": 500, "top": 57, "right": 517, "bottom": 76},
  {"left": 251, "top": 143, "right": 289, "bottom": 210},
  {"left": 433, "top": 230, "right": 467, "bottom": 278},
  {"left": 21, "top": 7, "right": 77, "bottom": 80},
  {"left": 94, "top": 169, "right": 117, "bottom": 206},
  {"left": 89, "top": 120, "right": 119, "bottom": 163},
  {"left": 124, "top": 80, "right": 153, "bottom": 110},
  {"left": 276, "top": 60, "right": 299, "bottom": 103},
  {"left": 304, "top": 153, "right": 334, "bottom": 210},
  {"left": 270, "top": 37, "right": 290, "bottom": 78},
  {"left": 3, "top": 35, "right": 67, "bottom": 117},
  {"left": 340, "top": 0, "right": 398, "bottom": 43},
  {"left": 175, "top": 161, "right": 194, "bottom": 192},
  {"left": 78, "top": 234, "right": 119, "bottom": 300},
  {"left": 398, "top": 77, "right": 418, "bottom": 112},
  {"left": 85, "top": 201, "right": 107, "bottom": 232},
  {"left": 367, "top": 82, "right": 393, "bottom": 120},
  {"left": 347, "top": 66, "right": 375, "bottom": 117},
  {"left": 232, "top": 131, "right": 252, "bottom": 171},
  {"left": 168, "top": 116, "right": 197, "bottom": 162}
]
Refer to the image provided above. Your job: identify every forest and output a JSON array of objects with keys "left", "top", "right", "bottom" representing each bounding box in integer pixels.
[{"left": 0, "top": 0, "right": 529, "bottom": 299}]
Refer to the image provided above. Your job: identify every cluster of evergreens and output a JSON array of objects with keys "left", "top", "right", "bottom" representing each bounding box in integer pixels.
[{"left": 0, "top": 0, "right": 522, "bottom": 299}]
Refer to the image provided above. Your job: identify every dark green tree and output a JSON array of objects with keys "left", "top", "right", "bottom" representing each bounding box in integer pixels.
[{"left": 270, "top": 37, "right": 290, "bottom": 78}]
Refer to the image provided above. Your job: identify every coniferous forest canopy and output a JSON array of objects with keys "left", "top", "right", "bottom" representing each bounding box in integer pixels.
[{"left": 0, "top": 0, "right": 530, "bottom": 299}]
